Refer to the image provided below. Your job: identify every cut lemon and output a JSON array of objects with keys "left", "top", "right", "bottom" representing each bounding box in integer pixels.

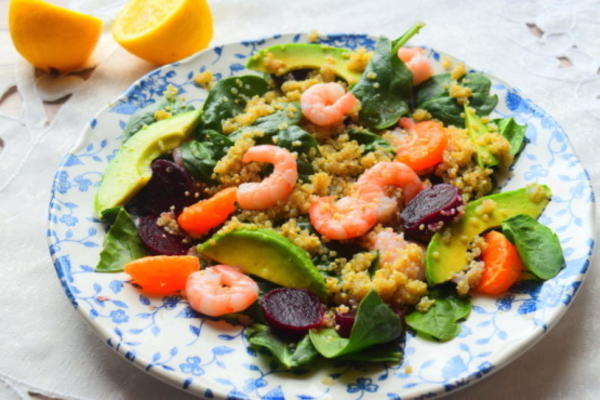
[
  {"left": 112, "top": 0, "right": 213, "bottom": 65},
  {"left": 8, "top": 0, "right": 103, "bottom": 72}
]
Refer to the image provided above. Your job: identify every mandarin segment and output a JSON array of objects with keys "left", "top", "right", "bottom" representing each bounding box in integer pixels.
[{"left": 124, "top": 255, "right": 200, "bottom": 295}]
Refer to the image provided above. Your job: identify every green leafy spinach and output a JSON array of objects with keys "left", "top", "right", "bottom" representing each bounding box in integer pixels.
[
  {"left": 123, "top": 95, "right": 194, "bottom": 139},
  {"left": 309, "top": 290, "right": 403, "bottom": 358},
  {"left": 351, "top": 23, "right": 424, "bottom": 130},
  {"left": 201, "top": 75, "right": 270, "bottom": 132},
  {"left": 463, "top": 104, "right": 499, "bottom": 167},
  {"left": 180, "top": 129, "right": 233, "bottom": 182},
  {"left": 493, "top": 117, "right": 527, "bottom": 156},
  {"left": 246, "top": 324, "right": 319, "bottom": 369},
  {"left": 96, "top": 207, "right": 145, "bottom": 272},
  {"left": 502, "top": 214, "right": 565, "bottom": 280},
  {"left": 405, "top": 287, "right": 471, "bottom": 341},
  {"left": 415, "top": 72, "right": 498, "bottom": 127}
]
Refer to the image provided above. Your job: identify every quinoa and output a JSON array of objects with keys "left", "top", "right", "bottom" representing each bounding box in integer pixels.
[
  {"left": 327, "top": 240, "right": 427, "bottom": 307},
  {"left": 435, "top": 126, "right": 498, "bottom": 201},
  {"left": 347, "top": 47, "right": 373, "bottom": 73},
  {"left": 213, "top": 130, "right": 260, "bottom": 185},
  {"left": 194, "top": 71, "right": 214, "bottom": 89},
  {"left": 153, "top": 109, "right": 172, "bottom": 120},
  {"left": 454, "top": 235, "right": 486, "bottom": 295},
  {"left": 527, "top": 182, "right": 548, "bottom": 203},
  {"left": 312, "top": 134, "right": 366, "bottom": 177},
  {"left": 221, "top": 95, "right": 279, "bottom": 134},
  {"left": 412, "top": 108, "right": 432, "bottom": 121},
  {"left": 451, "top": 63, "right": 467, "bottom": 80},
  {"left": 307, "top": 30, "right": 320, "bottom": 43},
  {"left": 278, "top": 218, "right": 323, "bottom": 254},
  {"left": 415, "top": 296, "right": 436, "bottom": 312},
  {"left": 440, "top": 55, "right": 453, "bottom": 70},
  {"left": 262, "top": 52, "right": 287, "bottom": 75},
  {"left": 448, "top": 83, "right": 473, "bottom": 104},
  {"left": 157, "top": 211, "right": 184, "bottom": 236}
]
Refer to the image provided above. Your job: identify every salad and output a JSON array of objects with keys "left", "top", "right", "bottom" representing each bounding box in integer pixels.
[{"left": 94, "top": 23, "right": 566, "bottom": 368}]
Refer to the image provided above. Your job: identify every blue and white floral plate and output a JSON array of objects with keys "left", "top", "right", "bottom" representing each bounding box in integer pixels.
[{"left": 47, "top": 33, "right": 595, "bottom": 399}]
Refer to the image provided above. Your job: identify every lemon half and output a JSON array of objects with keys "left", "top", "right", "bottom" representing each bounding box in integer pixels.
[
  {"left": 8, "top": 0, "right": 103, "bottom": 72},
  {"left": 112, "top": 0, "right": 213, "bottom": 65}
]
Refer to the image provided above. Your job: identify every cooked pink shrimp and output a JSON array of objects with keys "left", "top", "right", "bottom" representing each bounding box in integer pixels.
[
  {"left": 237, "top": 145, "right": 298, "bottom": 210},
  {"left": 185, "top": 265, "right": 259, "bottom": 317},
  {"left": 397, "top": 47, "right": 433, "bottom": 85},
  {"left": 365, "top": 228, "right": 425, "bottom": 280},
  {"left": 309, "top": 196, "right": 377, "bottom": 240},
  {"left": 300, "top": 82, "right": 359, "bottom": 126},
  {"left": 355, "top": 161, "right": 425, "bottom": 222}
]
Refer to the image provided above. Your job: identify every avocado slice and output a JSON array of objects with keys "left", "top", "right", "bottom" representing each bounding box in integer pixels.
[
  {"left": 425, "top": 184, "right": 552, "bottom": 285},
  {"left": 464, "top": 104, "right": 499, "bottom": 167},
  {"left": 94, "top": 108, "right": 202, "bottom": 215},
  {"left": 198, "top": 228, "right": 328, "bottom": 299},
  {"left": 246, "top": 43, "right": 362, "bottom": 85}
]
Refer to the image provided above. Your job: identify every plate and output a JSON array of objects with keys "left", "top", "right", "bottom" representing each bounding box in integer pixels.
[{"left": 47, "top": 33, "right": 595, "bottom": 399}]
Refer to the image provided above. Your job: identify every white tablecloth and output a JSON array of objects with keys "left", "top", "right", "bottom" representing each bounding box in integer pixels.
[{"left": 1, "top": 0, "right": 599, "bottom": 399}]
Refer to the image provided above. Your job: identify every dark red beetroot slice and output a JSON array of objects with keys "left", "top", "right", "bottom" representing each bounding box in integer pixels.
[
  {"left": 335, "top": 312, "right": 355, "bottom": 338},
  {"left": 260, "top": 288, "right": 324, "bottom": 336},
  {"left": 128, "top": 159, "right": 195, "bottom": 216},
  {"left": 137, "top": 215, "right": 188, "bottom": 255},
  {"left": 401, "top": 184, "right": 464, "bottom": 242}
]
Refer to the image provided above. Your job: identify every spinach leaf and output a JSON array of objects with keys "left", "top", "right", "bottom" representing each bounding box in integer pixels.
[
  {"left": 309, "top": 290, "right": 403, "bottom": 358},
  {"left": 351, "top": 24, "right": 423, "bottom": 130},
  {"left": 100, "top": 206, "right": 122, "bottom": 225},
  {"left": 493, "top": 117, "right": 527, "bottom": 156},
  {"left": 415, "top": 73, "right": 498, "bottom": 127},
  {"left": 180, "top": 129, "right": 233, "bottom": 182},
  {"left": 502, "top": 214, "right": 565, "bottom": 280},
  {"left": 463, "top": 73, "right": 498, "bottom": 116},
  {"left": 96, "top": 207, "right": 145, "bottom": 272},
  {"left": 348, "top": 127, "right": 395, "bottom": 155},
  {"left": 405, "top": 288, "right": 471, "bottom": 341},
  {"left": 201, "top": 75, "right": 270, "bottom": 132},
  {"left": 246, "top": 324, "right": 319, "bottom": 369},
  {"left": 229, "top": 103, "right": 303, "bottom": 141},
  {"left": 463, "top": 104, "right": 499, "bottom": 167},
  {"left": 124, "top": 96, "right": 194, "bottom": 139},
  {"left": 337, "top": 340, "right": 403, "bottom": 363}
]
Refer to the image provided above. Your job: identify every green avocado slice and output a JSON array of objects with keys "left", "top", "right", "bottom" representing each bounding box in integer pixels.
[
  {"left": 246, "top": 43, "right": 362, "bottom": 85},
  {"left": 425, "top": 184, "right": 552, "bottom": 285},
  {"left": 94, "top": 108, "right": 203, "bottom": 216},
  {"left": 198, "top": 228, "right": 328, "bottom": 300}
]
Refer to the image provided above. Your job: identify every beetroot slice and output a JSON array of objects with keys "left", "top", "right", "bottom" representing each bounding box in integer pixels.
[
  {"left": 260, "top": 288, "right": 324, "bottom": 336},
  {"left": 401, "top": 184, "right": 464, "bottom": 241},
  {"left": 137, "top": 215, "right": 188, "bottom": 255},
  {"left": 334, "top": 312, "right": 355, "bottom": 338},
  {"left": 128, "top": 159, "right": 195, "bottom": 216}
]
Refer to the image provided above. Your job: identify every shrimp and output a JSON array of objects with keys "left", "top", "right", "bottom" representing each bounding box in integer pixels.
[
  {"left": 355, "top": 161, "right": 425, "bottom": 222},
  {"left": 397, "top": 47, "right": 433, "bottom": 86},
  {"left": 300, "top": 82, "right": 359, "bottom": 126},
  {"left": 185, "top": 265, "right": 259, "bottom": 317},
  {"left": 309, "top": 196, "right": 377, "bottom": 240},
  {"left": 364, "top": 228, "right": 425, "bottom": 280},
  {"left": 237, "top": 145, "right": 298, "bottom": 210}
]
